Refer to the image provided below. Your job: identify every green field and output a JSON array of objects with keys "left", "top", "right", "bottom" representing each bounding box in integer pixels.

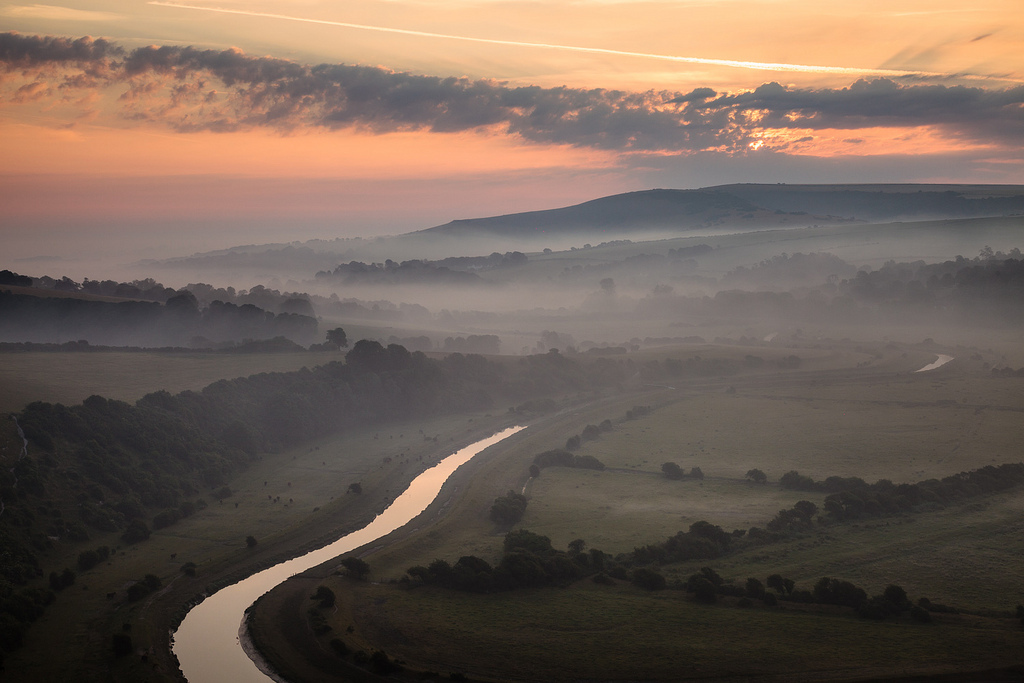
[
  {"left": 320, "top": 580, "right": 1022, "bottom": 682},
  {"left": 3, "top": 335, "right": 1024, "bottom": 682},
  {"left": 0, "top": 403, "right": 516, "bottom": 682},
  {"left": 246, "top": 339, "right": 1024, "bottom": 682}
]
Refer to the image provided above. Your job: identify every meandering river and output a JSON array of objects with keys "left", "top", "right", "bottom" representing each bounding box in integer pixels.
[{"left": 173, "top": 425, "right": 525, "bottom": 683}]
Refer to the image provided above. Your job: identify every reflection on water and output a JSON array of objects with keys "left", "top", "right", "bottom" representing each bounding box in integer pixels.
[
  {"left": 915, "top": 354, "right": 954, "bottom": 372},
  {"left": 174, "top": 426, "right": 525, "bottom": 683}
]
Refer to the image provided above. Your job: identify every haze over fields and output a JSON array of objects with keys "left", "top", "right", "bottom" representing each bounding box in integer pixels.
[{"left": 2, "top": 3, "right": 1024, "bottom": 683}]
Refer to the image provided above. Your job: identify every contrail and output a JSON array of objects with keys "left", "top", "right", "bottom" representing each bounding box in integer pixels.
[{"left": 149, "top": 1, "right": 947, "bottom": 79}]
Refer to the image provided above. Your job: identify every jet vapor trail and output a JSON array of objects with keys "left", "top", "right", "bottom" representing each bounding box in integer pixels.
[{"left": 149, "top": 1, "right": 947, "bottom": 78}]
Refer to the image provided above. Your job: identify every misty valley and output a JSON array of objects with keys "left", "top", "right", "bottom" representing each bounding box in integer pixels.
[{"left": 1, "top": 184, "right": 1024, "bottom": 682}]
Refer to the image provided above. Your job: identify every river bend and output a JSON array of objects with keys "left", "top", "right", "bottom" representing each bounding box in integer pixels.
[{"left": 173, "top": 426, "right": 524, "bottom": 682}]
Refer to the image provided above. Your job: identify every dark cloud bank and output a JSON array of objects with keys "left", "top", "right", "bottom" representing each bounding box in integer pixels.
[{"left": 2, "top": 32, "right": 1022, "bottom": 152}]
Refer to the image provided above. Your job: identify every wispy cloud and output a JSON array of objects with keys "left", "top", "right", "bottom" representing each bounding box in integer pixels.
[
  {"left": 2, "top": 4, "right": 122, "bottom": 21},
  {"left": 149, "top": 1, "right": 962, "bottom": 80},
  {"left": 3, "top": 33, "right": 1022, "bottom": 155}
]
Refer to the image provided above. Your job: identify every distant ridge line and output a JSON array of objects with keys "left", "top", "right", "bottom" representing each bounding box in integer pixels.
[{"left": 414, "top": 183, "right": 1024, "bottom": 239}]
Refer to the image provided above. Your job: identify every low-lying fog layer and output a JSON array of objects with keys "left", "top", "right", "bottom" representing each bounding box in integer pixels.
[
  {"left": 5, "top": 230, "right": 1023, "bottom": 357},
  {"left": 5, "top": 185, "right": 1024, "bottom": 353}
]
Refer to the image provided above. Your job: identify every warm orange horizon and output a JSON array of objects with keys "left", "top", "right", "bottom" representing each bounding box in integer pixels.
[{"left": 2, "top": 0, "right": 1022, "bottom": 262}]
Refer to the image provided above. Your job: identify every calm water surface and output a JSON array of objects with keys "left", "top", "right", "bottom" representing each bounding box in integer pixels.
[{"left": 173, "top": 426, "right": 525, "bottom": 682}]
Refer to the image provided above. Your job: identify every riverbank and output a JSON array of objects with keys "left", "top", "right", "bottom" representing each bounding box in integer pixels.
[
  {"left": 0, "top": 409, "right": 517, "bottom": 683},
  {"left": 174, "top": 427, "right": 526, "bottom": 682},
  {"left": 244, "top": 387, "right": 679, "bottom": 681},
  {"left": 166, "top": 417, "right": 524, "bottom": 683}
]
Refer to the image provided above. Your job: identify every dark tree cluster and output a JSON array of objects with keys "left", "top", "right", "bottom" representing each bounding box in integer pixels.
[
  {"left": 442, "top": 335, "right": 501, "bottom": 355},
  {"left": 0, "top": 289, "right": 318, "bottom": 347},
  {"left": 489, "top": 490, "right": 528, "bottom": 527},
  {"left": 532, "top": 449, "right": 605, "bottom": 471},
  {"left": 315, "top": 259, "right": 484, "bottom": 286},
  {"left": 563, "top": 419, "right": 615, "bottom": 451},
  {"left": 765, "top": 500, "right": 818, "bottom": 532},
  {"left": 778, "top": 463, "right": 1024, "bottom": 522},
  {"left": 125, "top": 574, "right": 161, "bottom": 602},
  {"left": 661, "top": 462, "right": 705, "bottom": 481},
  {"left": 627, "top": 521, "right": 732, "bottom": 566},
  {"left": 0, "top": 270, "right": 33, "bottom": 287},
  {"left": 625, "top": 405, "right": 651, "bottom": 419},
  {"left": 684, "top": 568, "right": 941, "bottom": 623},
  {"left": 990, "top": 366, "right": 1024, "bottom": 377},
  {"left": 434, "top": 251, "right": 528, "bottom": 271},
  {"left": 407, "top": 530, "right": 606, "bottom": 593},
  {"left": 76, "top": 545, "right": 111, "bottom": 571}
]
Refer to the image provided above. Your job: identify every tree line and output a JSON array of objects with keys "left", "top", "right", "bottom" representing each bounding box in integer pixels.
[
  {"left": 0, "top": 289, "right": 318, "bottom": 347},
  {"left": 776, "top": 463, "right": 1024, "bottom": 522},
  {"left": 0, "top": 342, "right": 628, "bottom": 664}
]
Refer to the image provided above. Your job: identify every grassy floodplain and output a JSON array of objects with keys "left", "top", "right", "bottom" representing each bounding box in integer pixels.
[
  {"left": 0, "top": 400, "right": 519, "bottom": 683},
  {"left": 249, "top": 339, "right": 1024, "bottom": 682}
]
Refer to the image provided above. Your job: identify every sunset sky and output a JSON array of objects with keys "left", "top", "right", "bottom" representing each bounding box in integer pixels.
[{"left": 2, "top": 1, "right": 1023, "bottom": 264}]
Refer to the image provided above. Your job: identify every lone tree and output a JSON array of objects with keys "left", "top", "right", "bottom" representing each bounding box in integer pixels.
[
  {"left": 326, "top": 327, "right": 348, "bottom": 349},
  {"left": 246, "top": 535, "right": 258, "bottom": 548},
  {"left": 662, "top": 462, "right": 684, "bottom": 480},
  {"left": 490, "top": 490, "right": 528, "bottom": 526},
  {"left": 341, "top": 556, "right": 370, "bottom": 580},
  {"left": 793, "top": 500, "right": 818, "bottom": 521},
  {"left": 746, "top": 468, "right": 768, "bottom": 484},
  {"left": 347, "top": 482, "right": 362, "bottom": 495},
  {"left": 312, "top": 585, "right": 336, "bottom": 608},
  {"left": 767, "top": 573, "right": 795, "bottom": 595}
]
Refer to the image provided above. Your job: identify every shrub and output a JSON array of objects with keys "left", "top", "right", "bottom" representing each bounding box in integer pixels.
[
  {"left": 489, "top": 491, "right": 528, "bottom": 526},
  {"left": 341, "top": 557, "right": 370, "bottom": 580},
  {"left": 313, "top": 585, "right": 336, "bottom": 608},
  {"left": 77, "top": 550, "right": 100, "bottom": 571},
  {"left": 690, "top": 577, "right": 717, "bottom": 603},
  {"left": 111, "top": 632, "right": 133, "bottom": 657},
  {"left": 121, "top": 520, "right": 150, "bottom": 545},
  {"left": 662, "top": 462, "right": 684, "bottom": 480},
  {"left": 126, "top": 582, "right": 150, "bottom": 602},
  {"left": 631, "top": 568, "right": 666, "bottom": 591}
]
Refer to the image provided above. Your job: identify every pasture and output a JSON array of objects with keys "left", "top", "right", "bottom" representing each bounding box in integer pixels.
[{"left": 253, "top": 339, "right": 1024, "bottom": 681}]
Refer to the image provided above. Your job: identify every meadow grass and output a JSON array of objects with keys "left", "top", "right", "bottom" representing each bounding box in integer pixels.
[
  {"left": 681, "top": 490, "right": 1024, "bottom": 613},
  {"left": 1, "top": 408, "right": 515, "bottom": 682},
  {"left": 254, "top": 342, "right": 1024, "bottom": 681},
  {"left": 324, "top": 577, "right": 1024, "bottom": 682},
  {"left": 6, "top": 337, "right": 1023, "bottom": 681}
]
